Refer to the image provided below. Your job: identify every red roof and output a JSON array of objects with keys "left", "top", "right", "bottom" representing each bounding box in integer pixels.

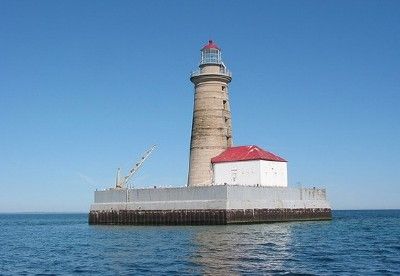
[
  {"left": 202, "top": 40, "right": 220, "bottom": 50},
  {"left": 211, "top": 145, "right": 287, "bottom": 163}
]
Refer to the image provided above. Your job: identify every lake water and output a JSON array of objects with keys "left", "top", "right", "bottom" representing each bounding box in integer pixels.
[{"left": 0, "top": 210, "right": 399, "bottom": 275}]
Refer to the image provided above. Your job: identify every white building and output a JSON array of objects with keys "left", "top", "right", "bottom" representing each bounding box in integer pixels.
[{"left": 211, "top": 145, "right": 288, "bottom": 187}]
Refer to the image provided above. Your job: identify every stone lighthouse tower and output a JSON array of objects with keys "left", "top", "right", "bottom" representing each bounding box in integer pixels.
[{"left": 187, "top": 40, "right": 233, "bottom": 186}]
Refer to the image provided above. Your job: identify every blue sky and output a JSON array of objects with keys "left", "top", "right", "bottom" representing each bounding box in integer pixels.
[{"left": 0, "top": 1, "right": 399, "bottom": 212}]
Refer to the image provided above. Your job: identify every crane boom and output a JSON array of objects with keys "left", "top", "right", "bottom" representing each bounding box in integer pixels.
[{"left": 116, "top": 145, "right": 156, "bottom": 189}]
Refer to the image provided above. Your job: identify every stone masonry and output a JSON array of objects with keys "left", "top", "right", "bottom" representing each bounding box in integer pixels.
[{"left": 187, "top": 42, "right": 233, "bottom": 186}]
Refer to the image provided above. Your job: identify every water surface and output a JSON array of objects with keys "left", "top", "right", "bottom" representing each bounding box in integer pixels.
[{"left": 0, "top": 210, "right": 399, "bottom": 274}]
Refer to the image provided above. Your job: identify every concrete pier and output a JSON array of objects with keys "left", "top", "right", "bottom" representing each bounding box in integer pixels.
[{"left": 89, "top": 185, "right": 332, "bottom": 225}]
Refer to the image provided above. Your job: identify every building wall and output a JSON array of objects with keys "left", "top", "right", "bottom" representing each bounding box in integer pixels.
[
  {"left": 260, "top": 160, "right": 288, "bottom": 187},
  {"left": 213, "top": 160, "right": 261, "bottom": 186},
  {"left": 213, "top": 160, "right": 287, "bottom": 187}
]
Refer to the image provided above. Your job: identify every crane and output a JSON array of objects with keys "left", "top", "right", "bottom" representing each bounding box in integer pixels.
[{"left": 115, "top": 145, "right": 156, "bottom": 189}]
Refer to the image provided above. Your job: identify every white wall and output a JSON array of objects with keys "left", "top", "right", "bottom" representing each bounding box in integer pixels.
[
  {"left": 213, "top": 160, "right": 287, "bottom": 187},
  {"left": 260, "top": 160, "right": 288, "bottom": 187},
  {"left": 213, "top": 160, "right": 260, "bottom": 186}
]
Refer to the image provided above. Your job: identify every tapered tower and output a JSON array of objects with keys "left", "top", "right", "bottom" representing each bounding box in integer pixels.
[{"left": 187, "top": 40, "right": 233, "bottom": 186}]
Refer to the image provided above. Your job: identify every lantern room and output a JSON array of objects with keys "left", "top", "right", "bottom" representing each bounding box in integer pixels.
[{"left": 200, "top": 40, "right": 222, "bottom": 65}]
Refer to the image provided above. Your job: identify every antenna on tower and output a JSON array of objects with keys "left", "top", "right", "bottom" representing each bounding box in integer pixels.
[{"left": 115, "top": 145, "right": 156, "bottom": 189}]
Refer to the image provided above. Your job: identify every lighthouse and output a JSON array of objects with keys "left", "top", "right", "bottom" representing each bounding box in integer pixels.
[
  {"left": 187, "top": 40, "right": 233, "bottom": 187},
  {"left": 89, "top": 40, "right": 332, "bottom": 225}
]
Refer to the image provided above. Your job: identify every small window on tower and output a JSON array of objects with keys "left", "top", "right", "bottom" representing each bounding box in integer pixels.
[
  {"left": 222, "top": 86, "right": 225, "bottom": 91},
  {"left": 223, "top": 100, "right": 227, "bottom": 109}
]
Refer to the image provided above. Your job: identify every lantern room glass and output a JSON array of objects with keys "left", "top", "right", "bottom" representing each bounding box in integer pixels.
[{"left": 201, "top": 48, "right": 222, "bottom": 65}]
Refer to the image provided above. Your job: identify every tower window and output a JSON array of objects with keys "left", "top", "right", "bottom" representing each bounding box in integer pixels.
[
  {"left": 223, "top": 100, "right": 227, "bottom": 109},
  {"left": 222, "top": 86, "right": 225, "bottom": 91}
]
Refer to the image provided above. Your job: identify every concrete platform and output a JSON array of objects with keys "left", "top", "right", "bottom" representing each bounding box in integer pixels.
[{"left": 89, "top": 185, "right": 332, "bottom": 225}]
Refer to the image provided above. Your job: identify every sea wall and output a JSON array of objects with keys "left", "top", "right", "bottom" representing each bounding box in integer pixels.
[
  {"left": 91, "top": 185, "right": 330, "bottom": 211},
  {"left": 226, "top": 186, "right": 329, "bottom": 209},
  {"left": 92, "top": 186, "right": 227, "bottom": 211},
  {"left": 89, "top": 208, "right": 331, "bottom": 225}
]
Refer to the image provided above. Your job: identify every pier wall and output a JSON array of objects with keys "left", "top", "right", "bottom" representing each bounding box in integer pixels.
[
  {"left": 92, "top": 186, "right": 227, "bottom": 211},
  {"left": 92, "top": 186, "right": 329, "bottom": 210},
  {"left": 89, "top": 185, "right": 331, "bottom": 225}
]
